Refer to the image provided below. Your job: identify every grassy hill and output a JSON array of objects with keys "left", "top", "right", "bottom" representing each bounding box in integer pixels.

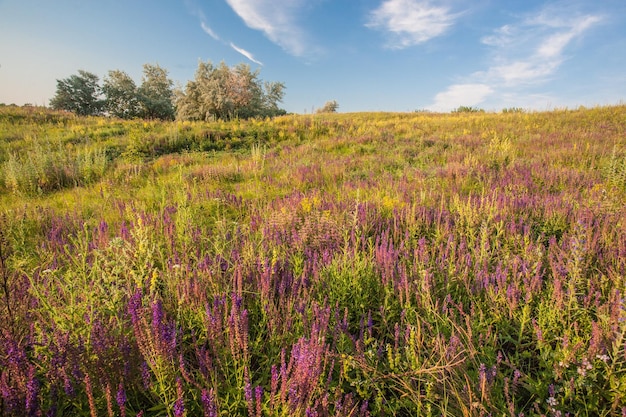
[{"left": 1, "top": 105, "right": 625, "bottom": 415}]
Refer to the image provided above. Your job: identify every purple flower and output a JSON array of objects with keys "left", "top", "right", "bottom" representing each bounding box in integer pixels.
[
  {"left": 151, "top": 298, "right": 177, "bottom": 359},
  {"left": 120, "top": 221, "right": 130, "bottom": 240},
  {"left": 127, "top": 289, "right": 143, "bottom": 324},
  {"left": 116, "top": 383, "right": 127, "bottom": 417},
  {"left": 513, "top": 369, "right": 522, "bottom": 386},
  {"left": 255, "top": 386, "right": 263, "bottom": 417},
  {"left": 359, "top": 400, "right": 370, "bottom": 416},
  {"left": 173, "top": 399, "right": 185, "bottom": 417},
  {"left": 270, "top": 365, "right": 279, "bottom": 410},
  {"left": 26, "top": 365, "right": 39, "bottom": 416},
  {"left": 90, "top": 318, "right": 107, "bottom": 354},
  {"left": 201, "top": 389, "right": 218, "bottom": 417},
  {"left": 98, "top": 219, "right": 108, "bottom": 236},
  {"left": 244, "top": 381, "right": 254, "bottom": 417},
  {"left": 152, "top": 299, "right": 164, "bottom": 337},
  {"left": 446, "top": 335, "right": 461, "bottom": 359},
  {"left": 62, "top": 369, "right": 74, "bottom": 397},
  {"left": 173, "top": 378, "right": 185, "bottom": 417},
  {"left": 478, "top": 363, "right": 487, "bottom": 385},
  {"left": 141, "top": 361, "right": 151, "bottom": 390}
]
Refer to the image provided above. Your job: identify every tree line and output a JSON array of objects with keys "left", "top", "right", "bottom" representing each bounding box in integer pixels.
[{"left": 49, "top": 61, "right": 286, "bottom": 121}]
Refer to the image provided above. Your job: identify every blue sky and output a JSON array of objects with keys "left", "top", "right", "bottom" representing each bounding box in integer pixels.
[{"left": 1, "top": 0, "right": 625, "bottom": 113}]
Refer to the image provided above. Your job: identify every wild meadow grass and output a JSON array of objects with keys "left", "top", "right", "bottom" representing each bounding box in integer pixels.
[{"left": 1, "top": 104, "right": 625, "bottom": 416}]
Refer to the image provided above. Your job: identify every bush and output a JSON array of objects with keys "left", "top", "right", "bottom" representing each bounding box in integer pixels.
[{"left": 453, "top": 105, "right": 484, "bottom": 113}]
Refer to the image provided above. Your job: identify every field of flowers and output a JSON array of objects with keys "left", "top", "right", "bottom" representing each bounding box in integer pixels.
[{"left": 1, "top": 104, "right": 625, "bottom": 416}]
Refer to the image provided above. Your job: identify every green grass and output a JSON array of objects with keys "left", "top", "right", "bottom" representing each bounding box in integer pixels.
[{"left": 0, "top": 104, "right": 625, "bottom": 416}]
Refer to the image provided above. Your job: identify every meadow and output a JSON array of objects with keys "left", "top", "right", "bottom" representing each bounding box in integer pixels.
[{"left": 0, "top": 104, "right": 625, "bottom": 416}]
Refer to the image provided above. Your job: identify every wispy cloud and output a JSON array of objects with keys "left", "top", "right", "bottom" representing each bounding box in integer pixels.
[
  {"left": 477, "top": 10, "right": 602, "bottom": 87},
  {"left": 200, "top": 21, "right": 220, "bottom": 40},
  {"left": 428, "top": 5, "right": 603, "bottom": 110},
  {"left": 366, "top": 0, "right": 459, "bottom": 48},
  {"left": 429, "top": 84, "right": 493, "bottom": 112},
  {"left": 185, "top": 1, "right": 221, "bottom": 40},
  {"left": 230, "top": 42, "right": 263, "bottom": 65},
  {"left": 224, "top": 0, "right": 311, "bottom": 57},
  {"left": 185, "top": 0, "right": 264, "bottom": 66}
]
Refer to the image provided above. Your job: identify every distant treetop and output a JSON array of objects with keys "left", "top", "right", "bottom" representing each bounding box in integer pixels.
[
  {"left": 49, "top": 61, "right": 286, "bottom": 121},
  {"left": 316, "top": 100, "right": 339, "bottom": 113}
]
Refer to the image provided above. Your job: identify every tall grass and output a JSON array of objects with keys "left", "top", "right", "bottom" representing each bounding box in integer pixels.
[{"left": 0, "top": 105, "right": 625, "bottom": 416}]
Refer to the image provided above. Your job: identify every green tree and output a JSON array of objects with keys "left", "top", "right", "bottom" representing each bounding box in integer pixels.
[
  {"left": 261, "top": 81, "right": 287, "bottom": 117},
  {"left": 102, "top": 70, "right": 141, "bottom": 119},
  {"left": 174, "top": 60, "right": 214, "bottom": 121},
  {"left": 138, "top": 63, "right": 175, "bottom": 120},
  {"left": 175, "top": 60, "right": 286, "bottom": 121},
  {"left": 203, "top": 61, "right": 237, "bottom": 120},
  {"left": 49, "top": 70, "right": 103, "bottom": 116},
  {"left": 452, "top": 105, "right": 484, "bottom": 113},
  {"left": 317, "top": 100, "right": 338, "bottom": 113}
]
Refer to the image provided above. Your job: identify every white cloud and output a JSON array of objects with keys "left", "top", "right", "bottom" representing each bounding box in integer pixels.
[
  {"left": 366, "top": 0, "right": 458, "bottom": 48},
  {"left": 200, "top": 21, "right": 220, "bottom": 40},
  {"left": 185, "top": 1, "right": 221, "bottom": 40},
  {"left": 537, "top": 32, "right": 576, "bottom": 58},
  {"left": 482, "top": 60, "right": 562, "bottom": 86},
  {"left": 186, "top": 1, "right": 266, "bottom": 65},
  {"left": 481, "top": 25, "right": 515, "bottom": 47},
  {"left": 479, "top": 12, "right": 602, "bottom": 86},
  {"left": 428, "top": 84, "right": 493, "bottom": 112},
  {"left": 537, "top": 15, "right": 601, "bottom": 57},
  {"left": 224, "top": 0, "right": 309, "bottom": 56},
  {"left": 431, "top": 6, "right": 603, "bottom": 111},
  {"left": 229, "top": 42, "right": 263, "bottom": 66}
]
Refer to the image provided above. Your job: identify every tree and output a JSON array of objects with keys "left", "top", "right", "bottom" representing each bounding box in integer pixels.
[
  {"left": 49, "top": 70, "right": 103, "bottom": 116},
  {"left": 317, "top": 100, "right": 338, "bottom": 113},
  {"left": 261, "top": 81, "right": 287, "bottom": 117},
  {"left": 175, "top": 60, "right": 286, "bottom": 121},
  {"left": 202, "top": 61, "right": 239, "bottom": 120},
  {"left": 174, "top": 60, "right": 219, "bottom": 121},
  {"left": 452, "top": 105, "right": 484, "bottom": 113},
  {"left": 138, "top": 63, "right": 175, "bottom": 120},
  {"left": 102, "top": 70, "right": 141, "bottom": 119}
]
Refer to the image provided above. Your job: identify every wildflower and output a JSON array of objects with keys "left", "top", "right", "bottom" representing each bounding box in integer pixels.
[
  {"left": 255, "top": 386, "right": 263, "bottom": 417},
  {"left": 173, "top": 378, "right": 185, "bottom": 417},
  {"left": 105, "top": 383, "right": 114, "bottom": 417},
  {"left": 127, "top": 289, "right": 143, "bottom": 324},
  {"left": 577, "top": 358, "right": 593, "bottom": 377},
  {"left": 360, "top": 400, "right": 370, "bottom": 416},
  {"left": 596, "top": 354, "right": 610, "bottom": 362},
  {"left": 446, "top": 335, "right": 461, "bottom": 359},
  {"left": 141, "top": 361, "right": 151, "bottom": 390},
  {"left": 547, "top": 396, "right": 557, "bottom": 407},
  {"left": 84, "top": 373, "right": 97, "bottom": 417},
  {"left": 270, "top": 364, "right": 279, "bottom": 410},
  {"left": 26, "top": 365, "right": 39, "bottom": 416},
  {"left": 62, "top": 368, "right": 75, "bottom": 397},
  {"left": 116, "top": 383, "right": 127, "bottom": 417},
  {"left": 244, "top": 380, "right": 254, "bottom": 417},
  {"left": 201, "top": 389, "right": 218, "bottom": 417},
  {"left": 512, "top": 369, "right": 522, "bottom": 386},
  {"left": 478, "top": 363, "right": 487, "bottom": 384}
]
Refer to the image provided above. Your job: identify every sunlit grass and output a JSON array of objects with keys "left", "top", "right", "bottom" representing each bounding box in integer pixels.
[{"left": 1, "top": 104, "right": 625, "bottom": 416}]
